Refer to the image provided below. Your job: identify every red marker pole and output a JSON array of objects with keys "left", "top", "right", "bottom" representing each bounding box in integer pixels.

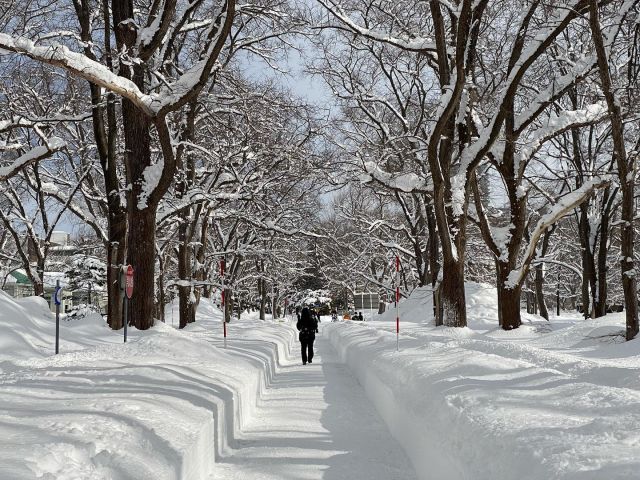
[
  {"left": 220, "top": 258, "right": 226, "bottom": 338},
  {"left": 396, "top": 255, "right": 400, "bottom": 351}
]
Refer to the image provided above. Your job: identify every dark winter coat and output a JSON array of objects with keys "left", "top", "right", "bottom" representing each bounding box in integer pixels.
[{"left": 296, "top": 308, "right": 318, "bottom": 342}]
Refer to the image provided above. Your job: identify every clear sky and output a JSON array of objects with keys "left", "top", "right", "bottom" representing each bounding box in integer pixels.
[{"left": 238, "top": 37, "right": 332, "bottom": 108}]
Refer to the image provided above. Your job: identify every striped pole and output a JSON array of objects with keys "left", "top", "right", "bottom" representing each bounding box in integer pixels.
[
  {"left": 220, "top": 258, "right": 226, "bottom": 338},
  {"left": 396, "top": 255, "right": 400, "bottom": 351}
]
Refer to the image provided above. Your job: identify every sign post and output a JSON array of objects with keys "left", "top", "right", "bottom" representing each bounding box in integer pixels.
[
  {"left": 220, "top": 258, "right": 226, "bottom": 338},
  {"left": 54, "top": 280, "right": 62, "bottom": 354},
  {"left": 121, "top": 265, "right": 134, "bottom": 343},
  {"left": 395, "top": 255, "right": 400, "bottom": 351},
  {"left": 271, "top": 283, "right": 275, "bottom": 321}
]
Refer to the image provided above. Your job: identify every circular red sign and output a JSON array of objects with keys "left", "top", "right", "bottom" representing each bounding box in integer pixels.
[{"left": 125, "top": 265, "right": 134, "bottom": 299}]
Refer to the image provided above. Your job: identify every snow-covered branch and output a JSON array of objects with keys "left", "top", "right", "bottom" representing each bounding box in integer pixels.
[
  {"left": 507, "top": 175, "right": 612, "bottom": 289},
  {"left": 0, "top": 137, "right": 65, "bottom": 181},
  {"left": 315, "top": 0, "right": 437, "bottom": 53},
  {"left": 0, "top": 34, "right": 154, "bottom": 115}
]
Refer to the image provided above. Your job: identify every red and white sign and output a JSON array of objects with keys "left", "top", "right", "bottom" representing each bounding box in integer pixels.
[{"left": 125, "top": 265, "right": 134, "bottom": 299}]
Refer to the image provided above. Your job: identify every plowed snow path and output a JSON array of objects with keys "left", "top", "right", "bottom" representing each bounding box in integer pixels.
[{"left": 212, "top": 330, "right": 417, "bottom": 480}]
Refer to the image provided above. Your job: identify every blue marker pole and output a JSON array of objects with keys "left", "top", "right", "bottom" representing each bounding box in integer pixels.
[{"left": 54, "top": 280, "right": 62, "bottom": 354}]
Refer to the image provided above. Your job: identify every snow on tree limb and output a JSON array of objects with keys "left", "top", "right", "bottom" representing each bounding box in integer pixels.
[
  {"left": 513, "top": 55, "right": 597, "bottom": 134},
  {"left": 451, "top": 1, "right": 596, "bottom": 217},
  {"left": 0, "top": 0, "right": 233, "bottom": 119},
  {"left": 360, "top": 161, "right": 432, "bottom": 193},
  {"left": 137, "top": 0, "right": 178, "bottom": 60},
  {"left": 151, "top": 2, "right": 234, "bottom": 116},
  {"left": 0, "top": 33, "right": 155, "bottom": 116},
  {"left": 0, "top": 137, "right": 65, "bottom": 181},
  {"left": 518, "top": 103, "right": 608, "bottom": 170},
  {"left": 506, "top": 175, "right": 612, "bottom": 289},
  {"left": 315, "top": 0, "right": 437, "bottom": 53}
]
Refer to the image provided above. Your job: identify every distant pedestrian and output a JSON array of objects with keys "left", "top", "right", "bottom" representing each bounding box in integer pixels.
[
  {"left": 296, "top": 307, "right": 318, "bottom": 365},
  {"left": 295, "top": 306, "right": 301, "bottom": 321}
]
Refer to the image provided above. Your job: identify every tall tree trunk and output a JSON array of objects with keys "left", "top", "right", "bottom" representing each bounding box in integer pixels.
[
  {"left": 126, "top": 207, "right": 156, "bottom": 329},
  {"left": 440, "top": 254, "right": 466, "bottom": 327},
  {"left": 33, "top": 261, "right": 44, "bottom": 297},
  {"left": 224, "top": 288, "right": 233, "bottom": 323},
  {"left": 497, "top": 261, "right": 522, "bottom": 329},
  {"left": 589, "top": 1, "right": 638, "bottom": 340},
  {"left": 595, "top": 220, "right": 609, "bottom": 317},
  {"left": 535, "top": 266, "right": 547, "bottom": 319},
  {"left": 595, "top": 188, "right": 614, "bottom": 317},
  {"left": 579, "top": 205, "right": 597, "bottom": 318},
  {"left": 121, "top": 97, "right": 156, "bottom": 330},
  {"left": 413, "top": 234, "right": 427, "bottom": 287},
  {"left": 535, "top": 227, "right": 555, "bottom": 320},
  {"left": 178, "top": 228, "right": 195, "bottom": 329},
  {"left": 157, "top": 254, "right": 166, "bottom": 322},
  {"left": 259, "top": 279, "right": 267, "bottom": 320},
  {"left": 426, "top": 201, "right": 442, "bottom": 324},
  {"left": 256, "top": 259, "right": 267, "bottom": 320},
  {"left": 193, "top": 214, "right": 209, "bottom": 308},
  {"left": 113, "top": 0, "right": 157, "bottom": 330},
  {"left": 107, "top": 233, "right": 125, "bottom": 329},
  {"left": 619, "top": 187, "right": 637, "bottom": 339},
  {"left": 432, "top": 176, "right": 467, "bottom": 327},
  {"left": 76, "top": 0, "right": 126, "bottom": 330}
]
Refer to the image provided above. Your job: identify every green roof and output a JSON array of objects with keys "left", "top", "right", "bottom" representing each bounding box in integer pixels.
[{"left": 9, "top": 270, "right": 30, "bottom": 284}]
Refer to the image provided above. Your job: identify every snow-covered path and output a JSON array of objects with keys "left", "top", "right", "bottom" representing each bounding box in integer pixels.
[{"left": 211, "top": 328, "right": 417, "bottom": 480}]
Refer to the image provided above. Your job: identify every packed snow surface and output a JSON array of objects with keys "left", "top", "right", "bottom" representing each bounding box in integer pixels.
[{"left": 2, "top": 284, "right": 640, "bottom": 479}]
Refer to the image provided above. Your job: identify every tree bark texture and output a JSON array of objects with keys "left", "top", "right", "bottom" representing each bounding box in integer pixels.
[
  {"left": 589, "top": 1, "right": 638, "bottom": 340},
  {"left": 125, "top": 207, "right": 156, "bottom": 329},
  {"left": 440, "top": 254, "right": 467, "bottom": 327},
  {"left": 497, "top": 260, "right": 522, "bottom": 330}
]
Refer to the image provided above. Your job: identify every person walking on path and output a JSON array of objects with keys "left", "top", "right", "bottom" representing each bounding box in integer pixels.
[{"left": 296, "top": 307, "right": 318, "bottom": 365}]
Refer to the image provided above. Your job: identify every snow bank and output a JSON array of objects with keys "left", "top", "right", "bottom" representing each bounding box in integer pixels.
[
  {"left": 0, "top": 291, "right": 53, "bottom": 360},
  {"left": 376, "top": 282, "right": 542, "bottom": 330},
  {"left": 0, "top": 295, "right": 297, "bottom": 479},
  {"left": 377, "top": 282, "right": 514, "bottom": 327},
  {"left": 326, "top": 309, "right": 640, "bottom": 479},
  {"left": 0, "top": 290, "right": 140, "bottom": 363}
]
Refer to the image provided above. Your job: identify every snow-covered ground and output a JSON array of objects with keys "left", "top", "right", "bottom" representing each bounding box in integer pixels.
[
  {"left": 0, "top": 291, "right": 414, "bottom": 479},
  {"left": 2, "top": 284, "right": 639, "bottom": 479},
  {"left": 0, "top": 291, "right": 285, "bottom": 479},
  {"left": 326, "top": 283, "right": 640, "bottom": 479}
]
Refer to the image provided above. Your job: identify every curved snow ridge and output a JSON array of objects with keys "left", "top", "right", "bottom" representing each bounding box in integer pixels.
[
  {"left": 325, "top": 322, "right": 640, "bottom": 480},
  {"left": 0, "top": 319, "right": 297, "bottom": 480}
]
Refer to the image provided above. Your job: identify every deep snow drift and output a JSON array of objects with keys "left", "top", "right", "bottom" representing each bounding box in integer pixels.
[
  {"left": 0, "top": 292, "right": 415, "bottom": 480},
  {"left": 2, "top": 285, "right": 640, "bottom": 479},
  {"left": 0, "top": 292, "right": 295, "bottom": 479},
  {"left": 326, "top": 283, "right": 640, "bottom": 479}
]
